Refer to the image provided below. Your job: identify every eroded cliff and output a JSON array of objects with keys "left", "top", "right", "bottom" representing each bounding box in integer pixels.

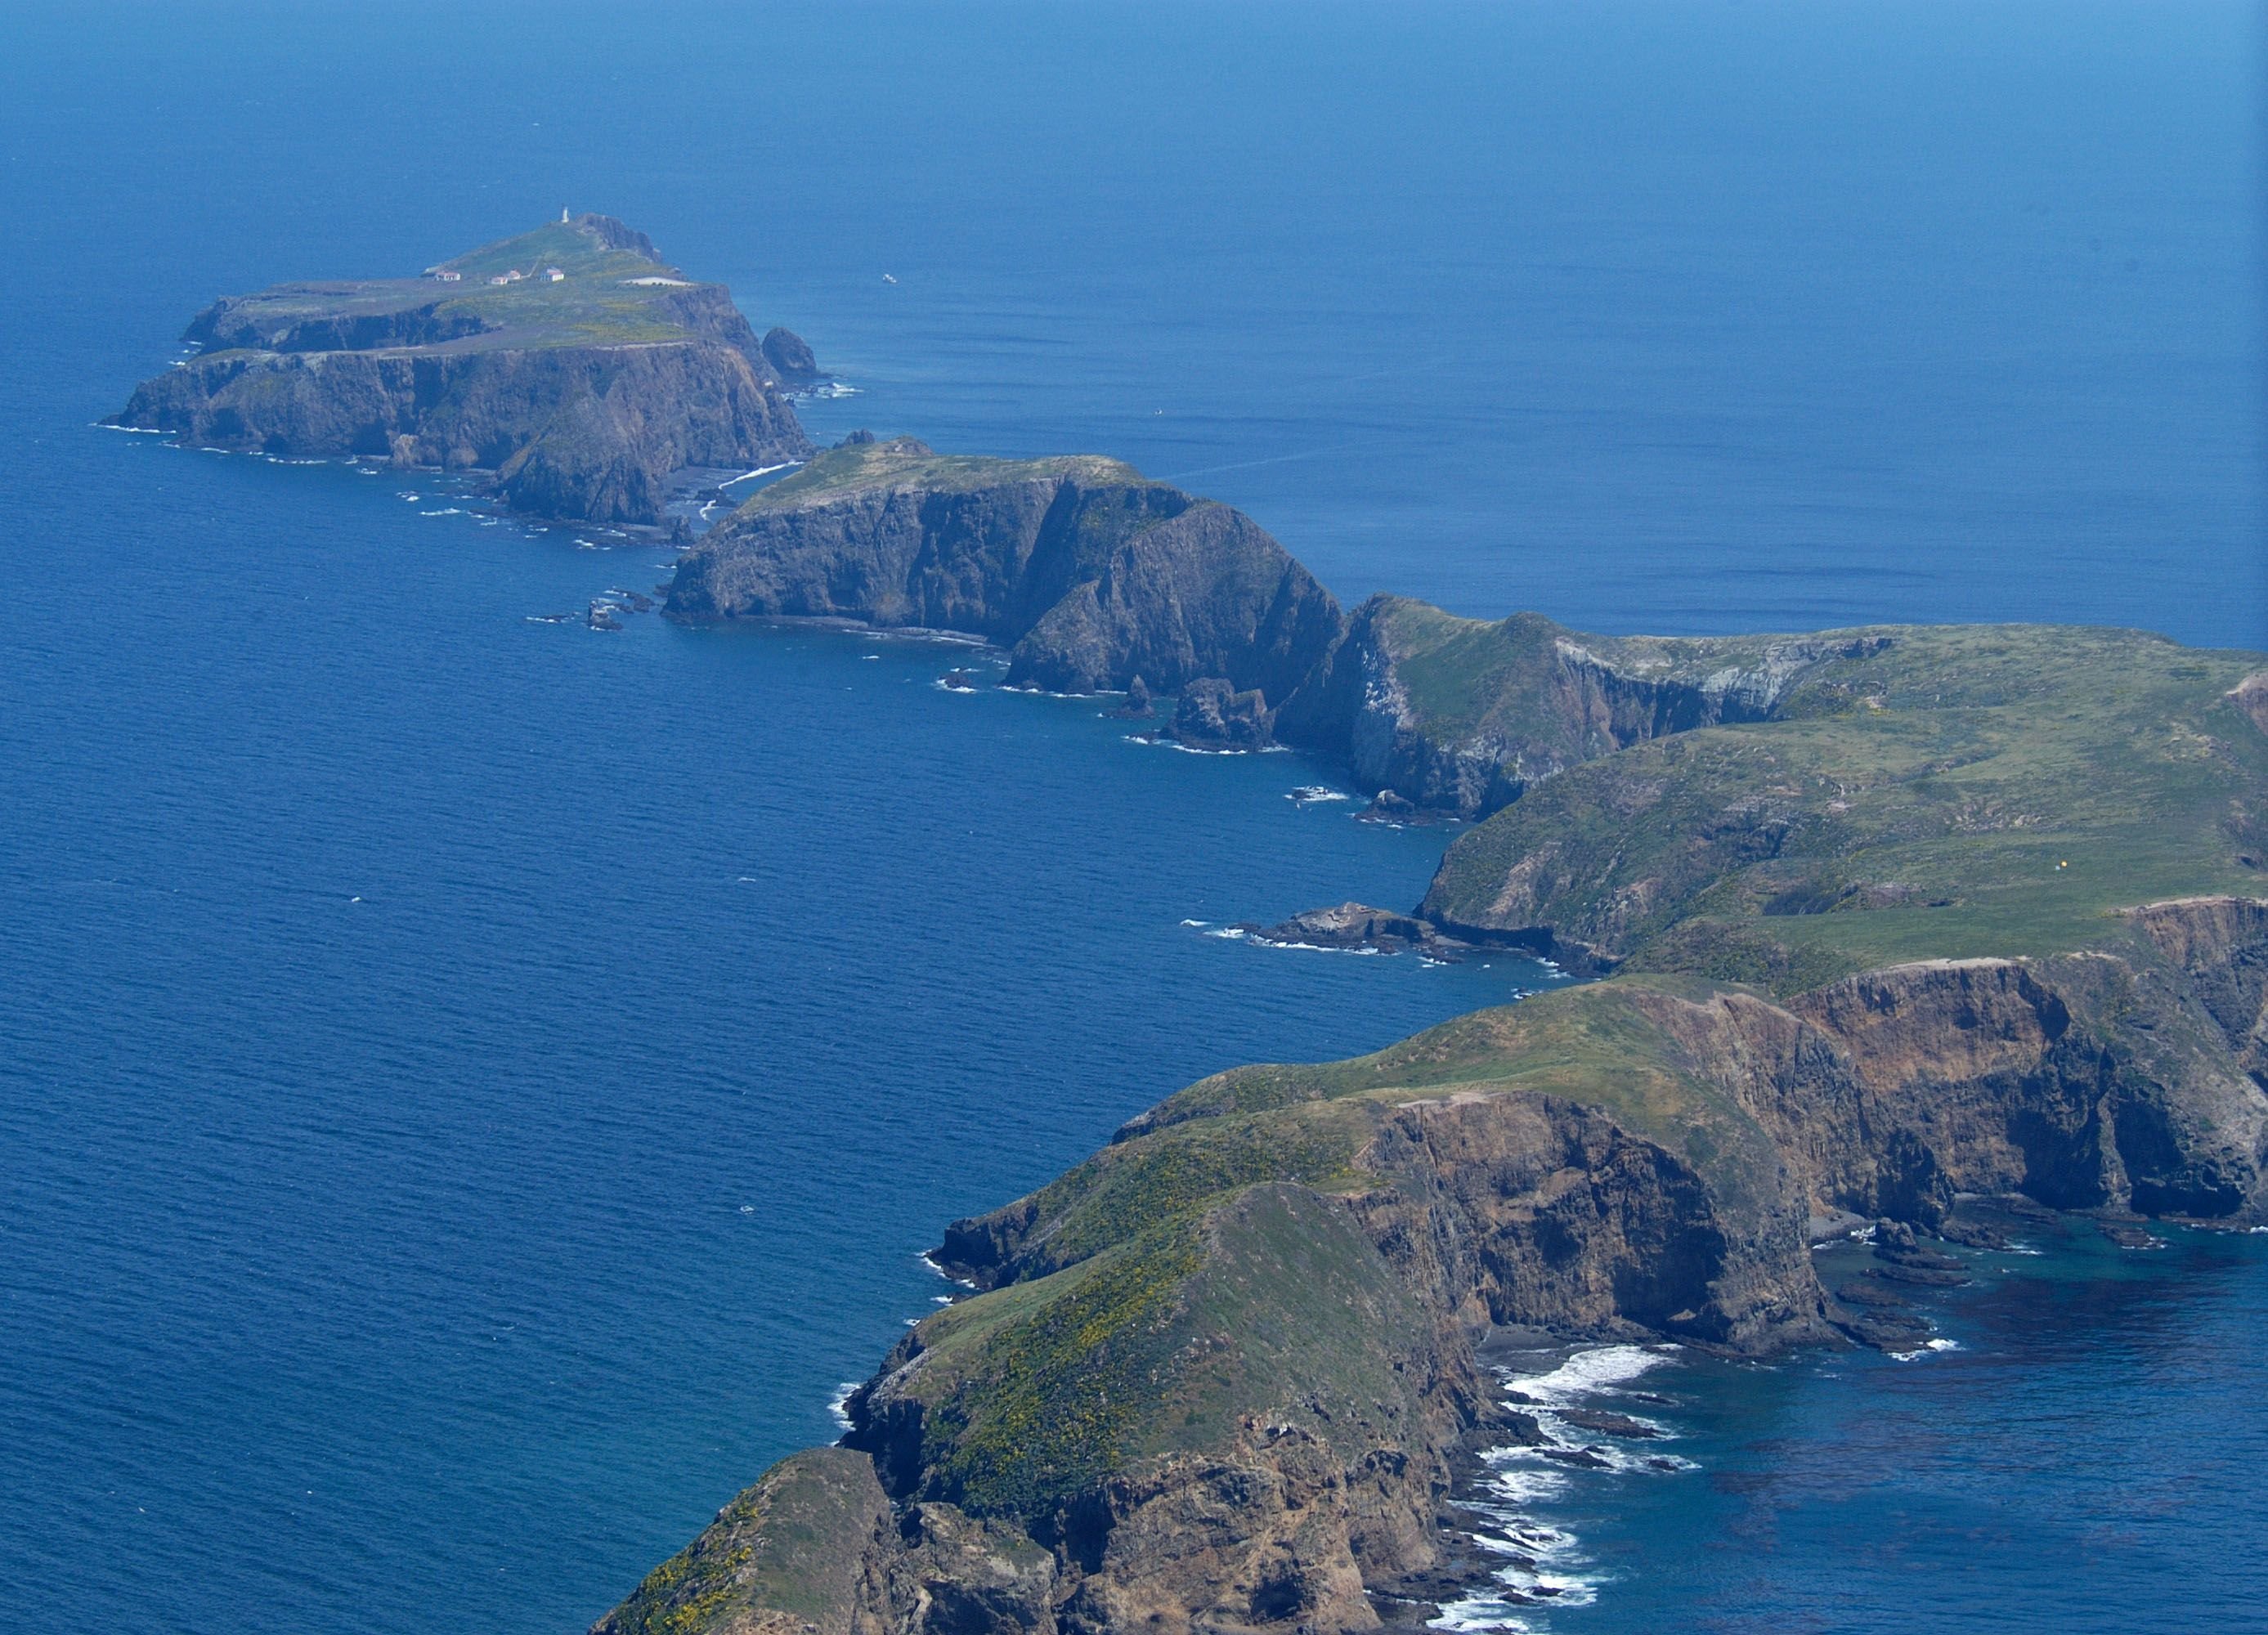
[
  {"left": 669, "top": 438, "right": 1345, "bottom": 706},
  {"left": 594, "top": 618, "right": 2268, "bottom": 1635},
  {"left": 112, "top": 214, "right": 814, "bottom": 524},
  {"left": 597, "top": 894, "right": 2268, "bottom": 1634}
]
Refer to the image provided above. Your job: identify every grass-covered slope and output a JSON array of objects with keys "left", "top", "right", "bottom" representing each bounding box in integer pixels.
[
  {"left": 592, "top": 1448, "right": 885, "bottom": 1635},
  {"left": 739, "top": 437, "right": 1140, "bottom": 509},
  {"left": 1420, "top": 624, "right": 2268, "bottom": 984},
  {"left": 854, "top": 1181, "right": 1444, "bottom": 1524},
  {"left": 176, "top": 215, "right": 761, "bottom": 356}
]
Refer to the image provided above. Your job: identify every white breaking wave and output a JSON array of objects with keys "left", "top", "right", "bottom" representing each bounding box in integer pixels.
[
  {"left": 718, "top": 460, "right": 802, "bottom": 487},
  {"left": 1502, "top": 1344, "right": 1670, "bottom": 1406},
  {"left": 1433, "top": 1347, "right": 1696, "bottom": 1629},
  {"left": 1889, "top": 1337, "right": 1964, "bottom": 1361},
  {"left": 826, "top": 1382, "right": 860, "bottom": 1431}
]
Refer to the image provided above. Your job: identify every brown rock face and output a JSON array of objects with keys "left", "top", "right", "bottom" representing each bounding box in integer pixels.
[
  {"left": 116, "top": 340, "right": 809, "bottom": 526},
  {"left": 113, "top": 216, "right": 814, "bottom": 525},
  {"left": 672, "top": 465, "right": 1343, "bottom": 709},
  {"left": 1275, "top": 600, "right": 1888, "bottom": 819},
  {"left": 594, "top": 905, "right": 2268, "bottom": 1635},
  {"left": 1347, "top": 1092, "right": 1818, "bottom": 1351},
  {"left": 1636, "top": 947, "right": 2268, "bottom": 1223}
]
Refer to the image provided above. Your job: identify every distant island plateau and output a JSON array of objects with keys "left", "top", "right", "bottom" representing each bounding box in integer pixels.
[
  {"left": 122, "top": 222, "right": 2268, "bottom": 1635},
  {"left": 113, "top": 214, "right": 816, "bottom": 526}
]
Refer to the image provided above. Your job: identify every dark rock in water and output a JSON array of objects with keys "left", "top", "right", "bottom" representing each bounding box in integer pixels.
[
  {"left": 1537, "top": 1445, "right": 1613, "bottom": 1469},
  {"left": 1865, "top": 1262, "right": 1969, "bottom": 1288},
  {"left": 760, "top": 325, "right": 820, "bottom": 387},
  {"left": 1834, "top": 1279, "right": 1913, "bottom": 1310},
  {"left": 1840, "top": 1313, "right": 1931, "bottom": 1350},
  {"left": 1999, "top": 1194, "right": 2061, "bottom": 1224},
  {"left": 1359, "top": 789, "right": 1424, "bottom": 824},
  {"left": 939, "top": 670, "right": 980, "bottom": 693},
  {"left": 1106, "top": 674, "right": 1156, "bottom": 720},
  {"left": 2099, "top": 1220, "right": 2168, "bottom": 1250},
  {"left": 1879, "top": 1246, "right": 1965, "bottom": 1273},
  {"left": 1172, "top": 677, "right": 1275, "bottom": 750},
  {"left": 1553, "top": 1407, "right": 1662, "bottom": 1440},
  {"left": 1938, "top": 1214, "right": 2013, "bottom": 1250},
  {"left": 1233, "top": 902, "right": 1476, "bottom": 962}
]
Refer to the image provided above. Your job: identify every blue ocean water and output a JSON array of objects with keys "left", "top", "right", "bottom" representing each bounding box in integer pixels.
[
  {"left": 1447, "top": 1224, "right": 2268, "bottom": 1634},
  {"left": 0, "top": 4, "right": 2260, "bottom": 1633}
]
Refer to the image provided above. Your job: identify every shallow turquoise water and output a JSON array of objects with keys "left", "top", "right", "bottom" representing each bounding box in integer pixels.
[{"left": 0, "top": 4, "right": 2259, "bottom": 1632}]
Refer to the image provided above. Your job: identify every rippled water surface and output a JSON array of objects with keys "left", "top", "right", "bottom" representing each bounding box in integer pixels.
[
  {"left": 1442, "top": 1223, "right": 2268, "bottom": 1634},
  {"left": 0, "top": 4, "right": 2260, "bottom": 1632}
]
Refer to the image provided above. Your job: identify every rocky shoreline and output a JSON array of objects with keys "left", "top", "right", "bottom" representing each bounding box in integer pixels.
[
  {"left": 118, "top": 229, "right": 2268, "bottom": 1635},
  {"left": 113, "top": 215, "right": 818, "bottom": 526}
]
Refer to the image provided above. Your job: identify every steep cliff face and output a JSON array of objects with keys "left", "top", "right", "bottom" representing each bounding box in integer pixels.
[
  {"left": 1275, "top": 597, "right": 1890, "bottom": 818},
  {"left": 1629, "top": 952, "right": 2268, "bottom": 1225},
  {"left": 113, "top": 214, "right": 813, "bottom": 524},
  {"left": 121, "top": 340, "right": 807, "bottom": 524},
  {"left": 670, "top": 440, "right": 1345, "bottom": 705},
  {"left": 594, "top": 900, "right": 2268, "bottom": 1635}
]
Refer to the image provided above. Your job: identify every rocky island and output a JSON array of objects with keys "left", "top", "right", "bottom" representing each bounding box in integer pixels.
[
  {"left": 115, "top": 251, "right": 2263, "bottom": 1630},
  {"left": 603, "top": 438, "right": 2268, "bottom": 1634},
  {"left": 113, "top": 214, "right": 815, "bottom": 524},
  {"left": 669, "top": 435, "right": 1342, "bottom": 709}
]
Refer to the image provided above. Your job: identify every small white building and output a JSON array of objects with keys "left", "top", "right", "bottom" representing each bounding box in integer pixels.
[
  {"left": 433, "top": 270, "right": 462, "bottom": 283},
  {"left": 545, "top": 267, "right": 565, "bottom": 282}
]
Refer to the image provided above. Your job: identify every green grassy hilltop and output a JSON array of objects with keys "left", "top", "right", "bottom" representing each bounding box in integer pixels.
[
  {"left": 1417, "top": 621, "right": 2268, "bottom": 988},
  {"left": 739, "top": 438, "right": 1141, "bottom": 510},
  {"left": 177, "top": 215, "right": 749, "bottom": 356}
]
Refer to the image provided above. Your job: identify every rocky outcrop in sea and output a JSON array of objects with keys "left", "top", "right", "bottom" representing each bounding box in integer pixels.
[
  {"left": 669, "top": 437, "right": 1344, "bottom": 712},
  {"left": 111, "top": 214, "right": 814, "bottom": 525}
]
